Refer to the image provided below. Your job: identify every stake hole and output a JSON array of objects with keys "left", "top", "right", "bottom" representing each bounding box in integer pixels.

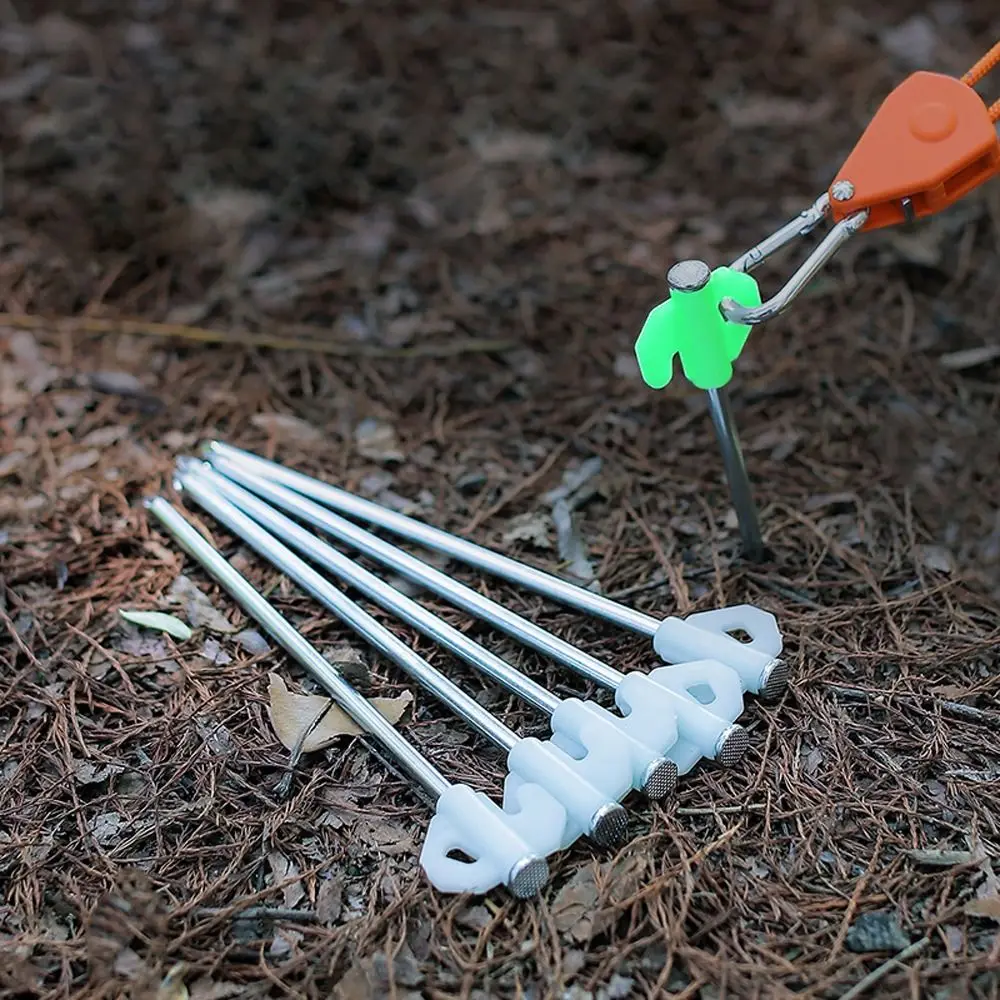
[{"left": 687, "top": 683, "right": 717, "bottom": 705}]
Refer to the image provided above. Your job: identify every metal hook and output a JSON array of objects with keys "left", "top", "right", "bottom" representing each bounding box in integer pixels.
[
  {"left": 719, "top": 208, "right": 868, "bottom": 325},
  {"left": 729, "top": 193, "right": 832, "bottom": 275}
]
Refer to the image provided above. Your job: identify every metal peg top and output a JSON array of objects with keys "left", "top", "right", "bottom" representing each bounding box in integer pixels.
[{"left": 666, "top": 259, "right": 712, "bottom": 293}]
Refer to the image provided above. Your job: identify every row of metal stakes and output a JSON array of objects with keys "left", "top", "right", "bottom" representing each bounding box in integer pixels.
[{"left": 145, "top": 442, "right": 790, "bottom": 898}]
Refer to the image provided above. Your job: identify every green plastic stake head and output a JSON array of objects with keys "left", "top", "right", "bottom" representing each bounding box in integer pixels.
[{"left": 634, "top": 260, "right": 763, "bottom": 391}]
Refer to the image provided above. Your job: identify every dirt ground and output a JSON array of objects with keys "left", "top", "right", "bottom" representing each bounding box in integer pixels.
[{"left": 3, "top": 1, "right": 1000, "bottom": 998}]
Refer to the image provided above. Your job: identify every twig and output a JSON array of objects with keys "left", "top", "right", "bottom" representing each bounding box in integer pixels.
[
  {"left": 837, "top": 937, "right": 930, "bottom": 1000},
  {"left": 675, "top": 803, "right": 767, "bottom": 816},
  {"left": 194, "top": 906, "right": 318, "bottom": 923},
  {"left": 0, "top": 312, "right": 516, "bottom": 358},
  {"left": 462, "top": 439, "right": 570, "bottom": 533},
  {"left": 0, "top": 596, "right": 43, "bottom": 670},
  {"left": 937, "top": 699, "right": 1000, "bottom": 724},
  {"left": 745, "top": 571, "right": 825, "bottom": 610},
  {"left": 825, "top": 683, "right": 1000, "bottom": 724},
  {"left": 274, "top": 698, "right": 337, "bottom": 800}
]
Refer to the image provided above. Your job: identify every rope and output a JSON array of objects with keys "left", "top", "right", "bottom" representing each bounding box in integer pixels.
[{"left": 962, "top": 40, "right": 1000, "bottom": 87}]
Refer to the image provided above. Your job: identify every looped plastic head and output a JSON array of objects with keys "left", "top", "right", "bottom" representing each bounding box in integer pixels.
[
  {"left": 504, "top": 732, "right": 632, "bottom": 850},
  {"left": 613, "top": 671, "right": 748, "bottom": 775},
  {"left": 635, "top": 264, "right": 762, "bottom": 391},
  {"left": 420, "top": 782, "right": 565, "bottom": 897},
  {"left": 548, "top": 697, "right": 678, "bottom": 801},
  {"left": 653, "top": 605, "right": 788, "bottom": 699}
]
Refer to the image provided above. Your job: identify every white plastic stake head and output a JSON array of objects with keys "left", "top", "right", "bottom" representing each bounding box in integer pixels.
[
  {"left": 615, "top": 668, "right": 749, "bottom": 775},
  {"left": 549, "top": 698, "right": 678, "bottom": 801},
  {"left": 649, "top": 658, "right": 746, "bottom": 723},
  {"left": 504, "top": 732, "right": 632, "bottom": 849},
  {"left": 420, "top": 782, "right": 565, "bottom": 897},
  {"left": 650, "top": 660, "right": 750, "bottom": 770},
  {"left": 653, "top": 605, "right": 788, "bottom": 699}
]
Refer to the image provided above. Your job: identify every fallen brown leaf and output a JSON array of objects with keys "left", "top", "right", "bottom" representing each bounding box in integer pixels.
[
  {"left": 965, "top": 897, "right": 1000, "bottom": 922},
  {"left": 167, "top": 575, "right": 238, "bottom": 633},
  {"left": 251, "top": 411, "right": 324, "bottom": 443},
  {"left": 939, "top": 345, "right": 1000, "bottom": 371},
  {"left": 57, "top": 448, "right": 101, "bottom": 478},
  {"left": 156, "top": 964, "right": 190, "bottom": 1000},
  {"left": 551, "top": 865, "right": 600, "bottom": 942},
  {"left": 354, "top": 418, "right": 404, "bottom": 462},
  {"left": 267, "top": 673, "right": 414, "bottom": 753},
  {"left": 929, "top": 684, "right": 970, "bottom": 700}
]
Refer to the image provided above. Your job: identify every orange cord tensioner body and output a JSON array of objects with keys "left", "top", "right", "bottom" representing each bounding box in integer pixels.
[{"left": 828, "top": 42, "right": 1000, "bottom": 232}]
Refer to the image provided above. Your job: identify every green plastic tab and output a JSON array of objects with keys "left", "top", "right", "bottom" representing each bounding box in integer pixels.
[{"left": 634, "top": 266, "right": 762, "bottom": 391}]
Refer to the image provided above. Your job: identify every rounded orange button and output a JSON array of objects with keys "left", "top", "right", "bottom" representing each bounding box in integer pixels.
[{"left": 909, "top": 101, "right": 958, "bottom": 142}]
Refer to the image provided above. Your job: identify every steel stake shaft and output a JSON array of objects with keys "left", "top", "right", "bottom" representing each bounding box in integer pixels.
[{"left": 144, "top": 497, "right": 449, "bottom": 799}]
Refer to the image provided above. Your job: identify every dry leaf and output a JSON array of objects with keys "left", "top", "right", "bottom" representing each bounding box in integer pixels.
[
  {"left": 89, "top": 811, "right": 125, "bottom": 846},
  {"left": 939, "top": 345, "right": 1000, "bottom": 371},
  {"left": 251, "top": 412, "right": 323, "bottom": 443},
  {"left": 354, "top": 817, "right": 414, "bottom": 855},
  {"left": 544, "top": 457, "right": 603, "bottom": 589},
  {"left": 470, "top": 129, "right": 556, "bottom": 163},
  {"left": 551, "top": 865, "right": 600, "bottom": 942},
  {"left": 719, "top": 95, "right": 835, "bottom": 129},
  {"left": 167, "top": 575, "right": 237, "bottom": 633},
  {"left": 156, "top": 963, "right": 190, "bottom": 1000},
  {"left": 236, "top": 629, "right": 270, "bottom": 655},
  {"left": 965, "top": 897, "right": 1000, "bottom": 922},
  {"left": 198, "top": 638, "right": 231, "bottom": 665},
  {"left": 112, "top": 948, "right": 146, "bottom": 979},
  {"left": 929, "top": 684, "right": 970, "bottom": 700},
  {"left": 918, "top": 545, "right": 956, "bottom": 574},
  {"left": 322, "top": 643, "right": 370, "bottom": 687},
  {"left": 80, "top": 425, "right": 130, "bottom": 449},
  {"left": 85, "top": 371, "right": 146, "bottom": 396},
  {"left": 502, "top": 512, "right": 553, "bottom": 550},
  {"left": 551, "top": 499, "right": 597, "bottom": 587},
  {"left": 844, "top": 911, "right": 911, "bottom": 953},
  {"left": 267, "top": 674, "right": 413, "bottom": 752},
  {"left": 879, "top": 15, "right": 937, "bottom": 68},
  {"left": 190, "top": 187, "right": 273, "bottom": 236},
  {"left": 550, "top": 855, "right": 646, "bottom": 942},
  {"left": 316, "top": 877, "right": 344, "bottom": 926},
  {"left": 354, "top": 418, "right": 404, "bottom": 463},
  {"left": 0, "top": 450, "right": 29, "bottom": 477},
  {"left": 118, "top": 610, "right": 193, "bottom": 642},
  {"left": 906, "top": 848, "right": 978, "bottom": 867},
  {"left": 57, "top": 448, "right": 101, "bottom": 478},
  {"left": 267, "top": 851, "right": 305, "bottom": 910},
  {"left": 187, "top": 979, "right": 246, "bottom": 1000}
]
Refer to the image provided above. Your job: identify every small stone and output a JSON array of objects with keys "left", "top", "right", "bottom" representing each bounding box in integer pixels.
[
  {"left": 845, "top": 911, "right": 911, "bottom": 953},
  {"left": 235, "top": 629, "right": 270, "bottom": 656}
]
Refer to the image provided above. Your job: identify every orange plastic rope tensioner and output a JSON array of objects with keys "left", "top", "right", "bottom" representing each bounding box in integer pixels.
[
  {"left": 714, "top": 41, "right": 1000, "bottom": 330},
  {"left": 828, "top": 41, "right": 1000, "bottom": 230}
]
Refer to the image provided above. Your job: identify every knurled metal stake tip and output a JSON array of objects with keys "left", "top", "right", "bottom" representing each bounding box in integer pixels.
[
  {"left": 591, "top": 802, "right": 629, "bottom": 848},
  {"left": 831, "top": 179, "right": 855, "bottom": 201},
  {"left": 666, "top": 259, "right": 712, "bottom": 292},
  {"left": 507, "top": 855, "right": 550, "bottom": 898},
  {"left": 714, "top": 724, "right": 750, "bottom": 768},
  {"left": 641, "top": 757, "right": 679, "bottom": 800},
  {"left": 759, "top": 658, "right": 791, "bottom": 702}
]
